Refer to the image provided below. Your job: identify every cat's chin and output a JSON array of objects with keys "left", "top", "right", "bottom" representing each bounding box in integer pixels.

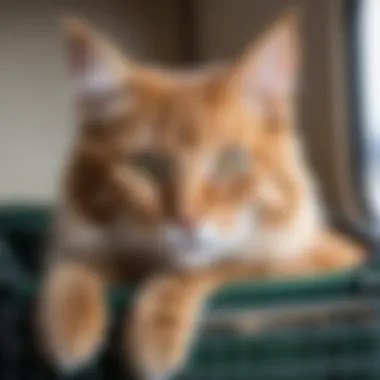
[
  {"left": 167, "top": 248, "right": 234, "bottom": 270},
  {"left": 161, "top": 214, "right": 254, "bottom": 269},
  {"left": 163, "top": 238, "right": 248, "bottom": 270}
]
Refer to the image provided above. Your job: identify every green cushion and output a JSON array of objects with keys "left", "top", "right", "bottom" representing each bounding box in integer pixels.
[
  {"left": 0, "top": 204, "right": 375, "bottom": 380},
  {"left": 0, "top": 204, "right": 364, "bottom": 307}
]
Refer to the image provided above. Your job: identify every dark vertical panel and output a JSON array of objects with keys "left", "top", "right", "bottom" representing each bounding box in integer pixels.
[{"left": 178, "top": 0, "right": 198, "bottom": 64}]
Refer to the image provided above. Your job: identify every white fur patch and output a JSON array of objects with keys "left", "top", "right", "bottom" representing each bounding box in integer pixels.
[
  {"left": 76, "top": 63, "right": 115, "bottom": 99},
  {"left": 161, "top": 211, "right": 254, "bottom": 268}
]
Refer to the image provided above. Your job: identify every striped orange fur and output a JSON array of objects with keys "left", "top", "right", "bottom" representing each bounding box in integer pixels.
[{"left": 37, "top": 11, "right": 364, "bottom": 380}]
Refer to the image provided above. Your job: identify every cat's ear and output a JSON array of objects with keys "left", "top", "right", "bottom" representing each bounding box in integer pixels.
[
  {"left": 64, "top": 18, "right": 131, "bottom": 118},
  {"left": 232, "top": 11, "right": 300, "bottom": 102}
]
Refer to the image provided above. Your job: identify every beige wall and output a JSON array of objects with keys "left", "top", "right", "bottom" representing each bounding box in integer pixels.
[{"left": 0, "top": 0, "right": 182, "bottom": 202}]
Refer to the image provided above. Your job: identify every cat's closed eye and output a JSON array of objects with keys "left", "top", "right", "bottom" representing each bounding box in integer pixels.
[
  {"left": 126, "top": 152, "right": 172, "bottom": 181},
  {"left": 212, "top": 147, "right": 250, "bottom": 179}
]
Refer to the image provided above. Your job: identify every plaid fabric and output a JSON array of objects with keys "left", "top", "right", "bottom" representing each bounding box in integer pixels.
[{"left": 0, "top": 206, "right": 378, "bottom": 380}]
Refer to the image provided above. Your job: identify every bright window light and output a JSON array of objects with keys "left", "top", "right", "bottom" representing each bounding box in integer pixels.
[{"left": 358, "top": 0, "right": 380, "bottom": 219}]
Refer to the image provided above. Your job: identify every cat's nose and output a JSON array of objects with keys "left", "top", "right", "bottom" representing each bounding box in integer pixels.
[{"left": 176, "top": 215, "right": 197, "bottom": 230}]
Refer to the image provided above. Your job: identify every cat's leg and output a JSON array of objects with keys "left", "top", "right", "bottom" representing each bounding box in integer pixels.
[
  {"left": 127, "top": 273, "right": 214, "bottom": 380},
  {"left": 37, "top": 260, "right": 107, "bottom": 371},
  {"left": 126, "top": 231, "right": 364, "bottom": 380}
]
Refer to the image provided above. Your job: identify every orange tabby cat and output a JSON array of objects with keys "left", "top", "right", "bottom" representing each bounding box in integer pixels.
[{"left": 37, "top": 11, "right": 364, "bottom": 380}]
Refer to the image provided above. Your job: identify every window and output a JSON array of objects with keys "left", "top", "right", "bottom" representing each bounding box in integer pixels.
[{"left": 356, "top": 0, "right": 380, "bottom": 221}]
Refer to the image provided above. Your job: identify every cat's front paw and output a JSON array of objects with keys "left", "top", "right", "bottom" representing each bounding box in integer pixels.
[
  {"left": 126, "top": 275, "right": 208, "bottom": 380},
  {"left": 37, "top": 262, "right": 107, "bottom": 372}
]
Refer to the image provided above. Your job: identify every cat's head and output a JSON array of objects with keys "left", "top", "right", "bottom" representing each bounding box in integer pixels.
[{"left": 64, "top": 12, "right": 311, "bottom": 267}]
